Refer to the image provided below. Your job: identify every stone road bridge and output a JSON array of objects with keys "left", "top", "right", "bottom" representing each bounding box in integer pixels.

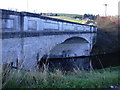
[{"left": 0, "top": 9, "right": 97, "bottom": 71}]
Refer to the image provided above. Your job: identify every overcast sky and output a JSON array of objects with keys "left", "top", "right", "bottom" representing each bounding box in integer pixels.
[{"left": 0, "top": 0, "right": 119, "bottom": 16}]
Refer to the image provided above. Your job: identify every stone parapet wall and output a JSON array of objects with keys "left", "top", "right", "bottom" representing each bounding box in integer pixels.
[{"left": 0, "top": 9, "right": 97, "bottom": 33}]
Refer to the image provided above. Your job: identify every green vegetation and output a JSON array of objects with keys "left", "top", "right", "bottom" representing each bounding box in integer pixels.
[
  {"left": 49, "top": 16, "right": 96, "bottom": 25},
  {"left": 2, "top": 66, "right": 120, "bottom": 88},
  {"left": 49, "top": 16, "right": 84, "bottom": 24},
  {"left": 50, "top": 13, "right": 82, "bottom": 18},
  {"left": 49, "top": 13, "right": 97, "bottom": 20},
  {"left": 46, "top": 13, "right": 97, "bottom": 25}
]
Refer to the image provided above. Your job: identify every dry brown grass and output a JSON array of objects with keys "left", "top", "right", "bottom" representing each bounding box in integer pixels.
[
  {"left": 91, "top": 16, "right": 120, "bottom": 53},
  {"left": 96, "top": 16, "right": 120, "bottom": 30}
]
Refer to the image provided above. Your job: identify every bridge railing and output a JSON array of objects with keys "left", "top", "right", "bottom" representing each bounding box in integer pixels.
[{"left": 0, "top": 9, "right": 97, "bottom": 33}]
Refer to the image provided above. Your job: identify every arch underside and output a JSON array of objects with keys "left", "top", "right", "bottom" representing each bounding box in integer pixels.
[{"left": 49, "top": 37, "right": 90, "bottom": 58}]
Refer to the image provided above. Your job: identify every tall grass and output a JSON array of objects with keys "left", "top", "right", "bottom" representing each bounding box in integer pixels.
[{"left": 2, "top": 66, "right": 120, "bottom": 88}]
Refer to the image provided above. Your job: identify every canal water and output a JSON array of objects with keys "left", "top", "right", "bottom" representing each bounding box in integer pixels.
[
  {"left": 38, "top": 51, "right": 120, "bottom": 71},
  {"left": 91, "top": 51, "right": 120, "bottom": 69}
]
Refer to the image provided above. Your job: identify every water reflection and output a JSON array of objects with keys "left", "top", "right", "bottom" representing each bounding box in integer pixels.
[{"left": 38, "top": 51, "right": 119, "bottom": 71}]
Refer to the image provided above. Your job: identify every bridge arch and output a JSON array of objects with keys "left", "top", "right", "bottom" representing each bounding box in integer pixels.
[{"left": 38, "top": 36, "right": 92, "bottom": 71}]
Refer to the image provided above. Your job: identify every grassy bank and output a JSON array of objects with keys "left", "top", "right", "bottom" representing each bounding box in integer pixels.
[{"left": 2, "top": 66, "right": 120, "bottom": 88}]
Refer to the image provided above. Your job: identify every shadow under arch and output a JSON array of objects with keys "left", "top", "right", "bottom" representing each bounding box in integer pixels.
[
  {"left": 63, "top": 36, "right": 89, "bottom": 44},
  {"left": 38, "top": 36, "right": 92, "bottom": 71}
]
